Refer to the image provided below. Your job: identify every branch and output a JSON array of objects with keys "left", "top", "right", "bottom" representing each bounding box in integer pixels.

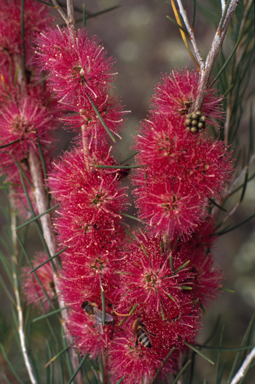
[
  {"left": 193, "top": 0, "right": 240, "bottom": 111},
  {"left": 51, "top": 0, "right": 69, "bottom": 24},
  {"left": 66, "top": 0, "right": 75, "bottom": 29},
  {"left": 175, "top": 0, "right": 204, "bottom": 69},
  {"left": 28, "top": 150, "right": 83, "bottom": 384},
  {"left": 10, "top": 197, "right": 38, "bottom": 384},
  {"left": 230, "top": 347, "right": 255, "bottom": 384},
  {"left": 51, "top": 0, "right": 75, "bottom": 29}
]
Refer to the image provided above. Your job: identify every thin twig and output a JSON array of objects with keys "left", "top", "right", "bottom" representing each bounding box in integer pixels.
[
  {"left": 66, "top": 0, "right": 75, "bottom": 29},
  {"left": 192, "top": 0, "right": 240, "bottom": 111},
  {"left": 51, "top": 0, "right": 69, "bottom": 24},
  {"left": 221, "top": 0, "right": 227, "bottom": 16},
  {"left": 28, "top": 150, "right": 83, "bottom": 384},
  {"left": 175, "top": 0, "right": 204, "bottom": 69},
  {"left": 230, "top": 346, "right": 255, "bottom": 384},
  {"left": 10, "top": 197, "right": 38, "bottom": 384}
]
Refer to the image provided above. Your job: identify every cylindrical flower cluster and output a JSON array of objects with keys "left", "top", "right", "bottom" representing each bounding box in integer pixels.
[
  {"left": 132, "top": 69, "right": 233, "bottom": 239},
  {"left": 0, "top": 0, "right": 57, "bottom": 217}
]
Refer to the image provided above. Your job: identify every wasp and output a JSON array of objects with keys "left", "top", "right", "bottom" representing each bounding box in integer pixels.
[
  {"left": 81, "top": 301, "right": 113, "bottom": 334},
  {"left": 133, "top": 319, "right": 155, "bottom": 349}
]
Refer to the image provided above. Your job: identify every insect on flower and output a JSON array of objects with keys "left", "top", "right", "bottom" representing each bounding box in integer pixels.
[
  {"left": 81, "top": 301, "right": 114, "bottom": 334},
  {"left": 133, "top": 319, "right": 155, "bottom": 349}
]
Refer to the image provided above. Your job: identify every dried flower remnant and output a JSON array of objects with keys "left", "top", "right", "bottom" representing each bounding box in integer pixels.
[{"left": 22, "top": 252, "right": 56, "bottom": 312}]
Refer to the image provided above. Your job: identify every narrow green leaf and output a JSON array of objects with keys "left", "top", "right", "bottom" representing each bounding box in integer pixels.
[
  {"left": 172, "top": 360, "right": 191, "bottom": 384},
  {"left": 46, "top": 341, "right": 54, "bottom": 384},
  {"left": 88, "top": 95, "right": 116, "bottom": 142},
  {"left": 16, "top": 233, "right": 54, "bottom": 308},
  {"left": 116, "top": 379, "right": 124, "bottom": 384},
  {"left": 175, "top": 260, "right": 190, "bottom": 273},
  {"left": 16, "top": 204, "right": 59, "bottom": 230},
  {"left": 29, "top": 247, "right": 67, "bottom": 274},
  {"left": 217, "top": 213, "right": 255, "bottom": 236},
  {"left": 166, "top": 16, "right": 188, "bottom": 34},
  {"left": 33, "top": 307, "right": 69, "bottom": 323},
  {"left": 180, "top": 286, "right": 192, "bottom": 290},
  {"left": 0, "top": 249, "right": 13, "bottom": 283},
  {"left": 203, "top": 315, "right": 221, "bottom": 346},
  {"left": 94, "top": 164, "right": 140, "bottom": 169},
  {"left": 100, "top": 285, "right": 105, "bottom": 326},
  {"left": 219, "top": 287, "right": 235, "bottom": 293},
  {"left": 67, "top": 354, "right": 88, "bottom": 384},
  {"left": 33, "top": 74, "right": 49, "bottom": 86},
  {"left": 166, "top": 293, "right": 175, "bottom": 302},
  {"left": 3, "top": 374, "right": 13, "bottom": 384},
  {"left": 45, "top": 346, "right": 70, "bottom": 367},
  {"left": 35, "top": 0, "right": 56, "bottom": 6},
  {"left": 248, "top": 104, "right": 254, "bottom": 158},
  {"left": 230, "top": 172, "right": 255, "bottom": 197},
  {"left": 192, "top": 0, "right": 197, "bottom": 29},
  {"left": 151, "top": 347, "right": 175, "bottom": 384},
  {"left": 0, "top": 344, "right": 25, "bottom": 384},
  {"left": 216, "top": 325, "right": 225, "bottom": 383},
  {"left": 83, "top": 3, "right": 86, "bottom": 28},
  {"left": 184, "top": 342, "right": 214, "bottom": 365},
  {"left": 120, "top": 152, "right": 138, "bottom": 164},
  {"left": 0, "top": 139, "right": 20, "bottom": 149},
  {"left": 228, "top": 311, "right": 255, "bottom": 382},
  {"left": 37, "top": 140, "right": 50, "bottom": 208},
  {"left": 0, "top": 273, "right": 15, "bottom": 305},
  {"left": 169, "top": 254, "right": 175, "bottom": 273},
  {"left": 76, "top": 5, "right": 120, "bottom": 22},
  {"left": 209, "top": 198, "right": 228, "bottom": 212},
  {"left": 119, "top": 212, "right": 146, "bottom": 224},
  {"left": 197, "top": 344, "right": 255, "bottom": 352},
  {"left": 223, "top": 84, "right": 233, "bottom": 97}
]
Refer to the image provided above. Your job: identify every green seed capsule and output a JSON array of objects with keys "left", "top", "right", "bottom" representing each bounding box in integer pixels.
[
  {"left": 191, "top": 120, "right": 197, "bottom": 126},
  {"left": 191, "top": 126, "right": 197, "bottom": 133}
]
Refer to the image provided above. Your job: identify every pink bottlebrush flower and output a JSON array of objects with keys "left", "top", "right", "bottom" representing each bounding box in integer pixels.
[
  {"left": 48, "top": 149, "right": 128, "bottom": 247},
  {"left": 133, "top": 172, "right": 208, "bottom": 239},
  {"left": 151, "top": 68, "right": 224, "bottom": 126},
  {"left": 22, "top": 252, "right": 55, "bottom": 312},
  {"left": 115, "top": 231, "right": 196, "bottom": 318},
  {"left": 0, "top": 95, "right": 54, "bottom": 166},
  {"left": 133, "top": 115, "right": 233, "bottom": 238},
  {"left": 35, "top": 26, "right": 116, "bottom": 108},
  {"left": 59, "top": 242, "right": 124, "bottom": 310},
  {"left": 109, "top": 328, "right": 178, "bottom": 384},
  {"left": 0, "top": 0, "right": 51, "bottom": 59},
  {"left": 66, "top": 308, "right": 113, "bottom": 359}
]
